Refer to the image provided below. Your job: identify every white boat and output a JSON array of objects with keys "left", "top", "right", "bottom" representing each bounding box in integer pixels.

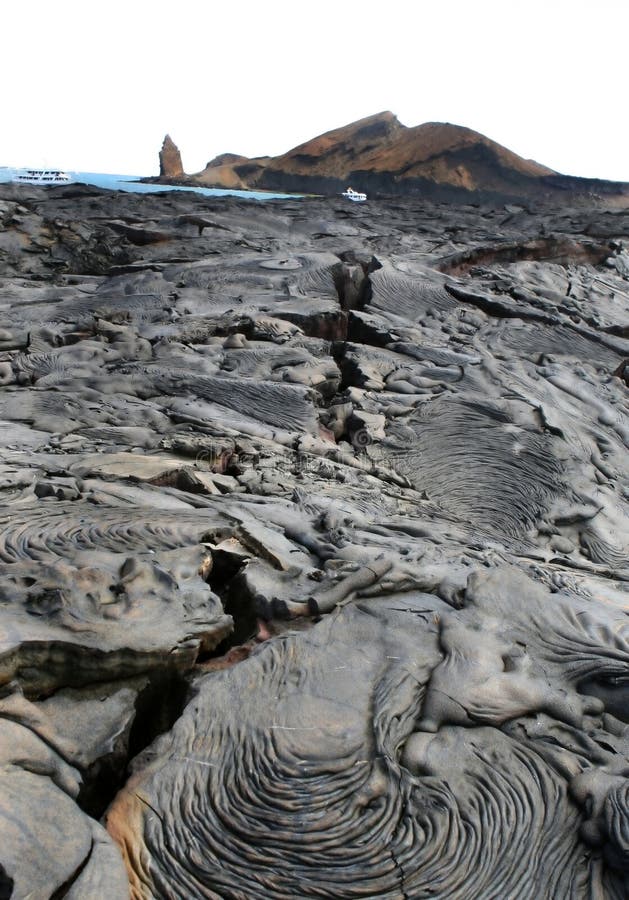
[
  {"left": 11, "top": 168, "right": 72, "bottom": 185},
  {"left": 342, "top": 187, "right": 367, "bottom": 202}
]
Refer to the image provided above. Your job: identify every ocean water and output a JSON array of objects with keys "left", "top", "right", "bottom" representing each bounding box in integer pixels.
[{"left": 0, "top": 168, "right": 299, "bottom": 201}]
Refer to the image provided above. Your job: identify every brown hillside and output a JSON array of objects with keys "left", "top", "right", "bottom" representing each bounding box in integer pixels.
[
  {"left": 270, "top": 111, "right": 405, "bottom": 175},
  {"left": 269, "top": 115, "right": 555, "bottom": 185},
  {"left": 358, "top": 122, "right": 555, "bottom": 179},
  {"left": 253, "top": 113, "right": 558, "bottom": 196},
  {"left": 175, "top": 112, "right": 629, "bottom": 203}
]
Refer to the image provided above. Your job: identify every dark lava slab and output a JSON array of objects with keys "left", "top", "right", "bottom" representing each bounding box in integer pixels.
[{"left": 0, "top": 184, "right": 627, "bottom": 898}]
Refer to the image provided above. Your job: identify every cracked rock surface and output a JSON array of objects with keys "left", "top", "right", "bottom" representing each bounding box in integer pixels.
[{"left": 0, "top": 182, "right": 627, "bottom": 898}]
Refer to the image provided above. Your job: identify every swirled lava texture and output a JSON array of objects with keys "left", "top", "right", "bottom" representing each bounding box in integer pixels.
[{"left": 0, "top": 182, "right": 627, "bottom": 898}]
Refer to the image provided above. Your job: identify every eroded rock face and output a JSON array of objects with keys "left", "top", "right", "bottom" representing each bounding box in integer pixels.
[
  {"left": 159, "top": 134, "right": 184, "bottom": 178},
  {"left": 0, "top": 181, "right": 627, "bottom": 897}
]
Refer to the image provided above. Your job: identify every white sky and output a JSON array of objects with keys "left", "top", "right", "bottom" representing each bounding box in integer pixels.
[{"left": 3, "top": 0, "right": 628, "bottom": 181}]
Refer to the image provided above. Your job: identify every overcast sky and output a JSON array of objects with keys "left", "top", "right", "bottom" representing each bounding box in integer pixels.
[{"left": 3, "top": 0, "right": 628, "bottom": 181}]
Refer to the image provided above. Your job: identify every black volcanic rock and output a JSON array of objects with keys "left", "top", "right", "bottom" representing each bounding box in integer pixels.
[{"left": 0, "top": 182, "right": 628, "bottom": 897}]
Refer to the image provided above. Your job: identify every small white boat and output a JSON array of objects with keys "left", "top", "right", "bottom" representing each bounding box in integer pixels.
[
  {"left": 11, "top": 168, "right": 72, "bottom": 185},
  {"left": 342, "top": 187, "right": 367, "bottom": 202}
]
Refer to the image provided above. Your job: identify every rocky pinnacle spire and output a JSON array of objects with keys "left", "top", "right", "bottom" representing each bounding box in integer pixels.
[{"left": 159, "top": 134, "right": 184, "bottom": 178}]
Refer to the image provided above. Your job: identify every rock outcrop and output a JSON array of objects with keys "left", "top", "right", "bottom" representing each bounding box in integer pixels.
[
  {"left": 158, "top": 134, "right": 184, "bottom": 178},
  {"left": 175, "top": 111, "right": 629, "bottom": 204},
  {"left": 0, "top": 181, "right": 628, "bottom": 897}
]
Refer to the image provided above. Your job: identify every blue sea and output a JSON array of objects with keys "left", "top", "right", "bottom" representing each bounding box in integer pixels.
[{"left": 0, "top": 168, "right": 298, "bottom": 201}]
